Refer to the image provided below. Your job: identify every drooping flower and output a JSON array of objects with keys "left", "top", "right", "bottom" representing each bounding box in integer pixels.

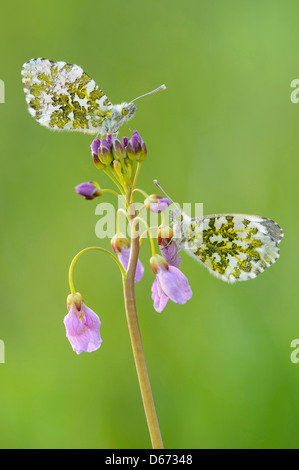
[
  {"left": 64, "top": 293, "right": 102, "bottom": 354},
  {"left": 157, "top": 226, "right": 181, "bottom": 268},
  {"left": 144, "top": 194, "right": 171, "bottom": 213},
  {"left": 111, "top": 234, "right": 144, "bottom": 282},
  {"left": 75, "top": 181, "right": 102, "bottom": 200},
  {"left": 150, "top": 255, "right": 192, "bottom": 312}
]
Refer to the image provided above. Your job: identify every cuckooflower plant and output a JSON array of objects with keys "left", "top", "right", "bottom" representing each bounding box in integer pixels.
[{"left": 65, "top": 130, "right": 192, "bottom": 449}]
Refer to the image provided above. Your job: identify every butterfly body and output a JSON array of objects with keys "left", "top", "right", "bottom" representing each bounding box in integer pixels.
[
  {"left": 21, "top": 58, "right": 137, "bottom": 135},
  {"left": 170, "top": 210, "right": 283, "bottom": 283},
  {"left": 102, "top": 102, "right": 136, "bottom": 135}
]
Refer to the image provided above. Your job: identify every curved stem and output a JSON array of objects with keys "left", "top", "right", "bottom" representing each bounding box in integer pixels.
[
  {"left": 139, "top": 226, "right": 159, "bottom": 247},
  {"left": 132, "top": 188, "right": 149, "bottom": 200},
  {"left": 116, "top": 208, "right": 130, "bottom": 234},
  {"left": 69, "top": 246, "right": 126, "bottom": 294},
  {"left": 122, "top": 203, "right": 164, "bottom": 449},
  {"left": 131, "top": 216, "right": 156, "bottom": 256},
  {"left": 102, "top": 189, "right": 126, "bottom": 207}
]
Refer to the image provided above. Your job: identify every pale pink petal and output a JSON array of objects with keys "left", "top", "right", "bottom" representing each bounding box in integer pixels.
[
  {"left": 158, "top": 266, "right": 192, "bottom": 305},
  {"left": 64, "top": 300, "right": 102, "bottom": 354},
  {"left": 151, "top": 277, "right": 169, "bottom": 312},
  {"left": 118, "top": 248, "right": 144, "bottom": 282},
  {"left": 159, "top": 240, "right": 181, "bottom": 268}
]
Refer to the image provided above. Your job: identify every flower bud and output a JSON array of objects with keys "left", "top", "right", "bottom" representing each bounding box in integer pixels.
[
  {"left": 90, "top": 138, "right": 101, "bottom": 159},
  {"left": 150, "top": 254, "right": 169, "bottom": 274},
  {"left": 90, "top": 139, "right": 105, "bottom": 170},
  {"left": 144, "top": 194, "right": 171, "bottom": 213},
  {"left": 75, "top": 181, "right": 102, "bottom": 200},
  {"left": 113, "top": 159, "right": 123, "bottom": 180},
  {"left": 98, "top": 137, "right": 113, "bottom": 166},
  {"left": 111, "top": 137, "right": 127, "bottom": 160},
  {"left": 122, "top": 136, "right": 129, "bottom": 148},
  {"left": 111, "top": 233, "right": 130, "bottom": 253},
  {"left": 126, "top": 131, "right": 147, "bottom": 162}
]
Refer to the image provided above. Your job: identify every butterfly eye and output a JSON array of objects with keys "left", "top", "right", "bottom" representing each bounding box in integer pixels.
[{"left": 122, "top": 107, "right": 129, "bottom": 116}]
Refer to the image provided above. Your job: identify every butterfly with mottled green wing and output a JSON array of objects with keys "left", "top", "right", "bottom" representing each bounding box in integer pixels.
[
  {"left": 170, "top": 210, "right": 283, "bottom": 283},
  {"left": 21, "top": 58, "right": 166, "bottom": 136}
]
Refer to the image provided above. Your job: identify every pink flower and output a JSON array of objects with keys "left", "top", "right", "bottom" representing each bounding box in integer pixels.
[
  {"left": 157, "top": 226, "right": 181, "bottom": 268},
  {"left": 118, "top": 248, "right": 144, "bottom": 282},
  {"left": 144, "top": 195, "right": 171, "bottom": 213},
  {"left": 111, "top": 234, "right": 144, "bottom": 282},
  {"left": 64, "top": 293, "right": 102, "bottom": 354},
  {"left": 150, "top": 255, "right": 192, "bottom": 312}
]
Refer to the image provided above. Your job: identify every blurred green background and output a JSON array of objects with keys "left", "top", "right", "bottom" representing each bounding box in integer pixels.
[{"left": 0, "top": 0, "right": 298, "bottom": 449}]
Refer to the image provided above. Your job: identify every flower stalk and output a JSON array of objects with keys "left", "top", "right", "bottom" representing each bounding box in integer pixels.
[
  {"left": 66, "top": 130, "right": 192, "bottom": 447},
  {"left": 122, "top": 203, "right": 164, "bottom": 449}
]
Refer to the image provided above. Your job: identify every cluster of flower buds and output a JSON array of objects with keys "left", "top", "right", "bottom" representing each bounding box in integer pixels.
[{"left": 90, "top": 131, "right": 147, "bottom": 188}]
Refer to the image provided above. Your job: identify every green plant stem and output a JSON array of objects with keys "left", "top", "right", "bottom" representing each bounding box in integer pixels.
[
  {"left": 69, "top": 246, "right": 126, "bottom": 294},
  {"left": 122, "top": 203, "right": 164, "bottom": 449}
]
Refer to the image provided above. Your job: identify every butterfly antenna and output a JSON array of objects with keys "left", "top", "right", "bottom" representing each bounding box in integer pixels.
[
  {"left": 126, "top": 121, "right": 133, "bottom": 133},
  {"left": 153, "top": 179, "right": 180, "bottom": 211},
  {"left": 131, "top": 84, "right": 166, "bottom": 103}
]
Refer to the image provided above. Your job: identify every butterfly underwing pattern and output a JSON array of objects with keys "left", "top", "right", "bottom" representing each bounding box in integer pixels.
[
  {"left": 170, "top": 210, "right": 283, "bottom": 283},
  {"left": 21, "top": 58, "right": 165, "bottom": 136}
]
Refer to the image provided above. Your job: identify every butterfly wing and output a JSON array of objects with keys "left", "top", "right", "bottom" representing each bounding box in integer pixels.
[
  {"left": 21, "top": 58, "right": 112, "bottom": 134},
  {"left": 180, "top": 214, "right": 283, "bottom": 283}
]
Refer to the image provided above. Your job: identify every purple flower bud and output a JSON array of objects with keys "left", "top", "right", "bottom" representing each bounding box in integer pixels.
[
  {"left": 126, "top": 131, "right": 147, "bottom": 162},
  {"left": 90, "top": 138, "right": 105, "bottom": 170},
  {"left": 90, "top": 138, "right": 101, "bottom": 158},
  {"left": 75, "top": 181, "right": 102, "bottom": 200},
  {"left": 111, "top": 137, "right": 126, "bottom": 160},
  {"left": 64, "top": 293, "right": 102, "bottom": 354},
  {"left": 98, "top": 137, "right": 113, "bottom": 166},
  {"left": 122, "top": 136, "right": 129, "bottom": 148},
  {"left": 144, "top": 195, "right": 171, "bottom": 213}
]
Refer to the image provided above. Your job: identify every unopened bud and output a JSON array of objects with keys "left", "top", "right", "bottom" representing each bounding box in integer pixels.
[
  {"left": 75, "top": 181, "right": 102, "bottom": 200},
  {"left": 111, "top": 137, "right": 126, "bottom": 160},
  {"left": 126, "top": 131, "right": 147, "bottom": 162}
]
